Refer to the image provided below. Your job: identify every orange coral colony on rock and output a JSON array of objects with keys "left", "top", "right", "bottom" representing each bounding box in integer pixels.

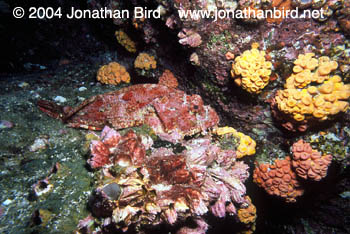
[
  {"left": 291, "top": 139, "right": 332, "bottom": 181},
  {"left": 237, "top": 196, "right": 257, "bottom": 225},
  {"left": 115, "top": 30, "right": 137, "bottom": 53},
  {"left": 266, "top": 0, "right": 293, "bottom": 24},
  {"left": 97, "top": 62, "right": 130, "bottom": 85},
  {"left": 237, "top": 196, "right": 257, "bottom": 234},
  {"left": 253, "top": 157, "right": 304, "bottom": 202},
  {"left": 231, "top": 43, "right": 272, "bottom": 94},
  {"left": 275, "top": 53, "right": 350, "bottom": 123},
  {"left": 134, "top": 53, "right": 157, "bottom": 70}
]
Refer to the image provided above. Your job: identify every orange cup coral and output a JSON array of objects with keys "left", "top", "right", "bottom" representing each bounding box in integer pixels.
[
  {"left": 231, "top": 43, "right": 272, "bottom": 94},
  {"left": 253, "top": 157, "right": 304, "bottom": 202},
  {"left": 115, "top": 30, "right": 136, "bottom": 53},
  {"left": 266, "top": 0, "right": 293, "bottom": 24},
  {"left": 134, "top": 53, "right": 157, "bottom": 70},
  {"left": 237, "top": 196, "right": 257, "bottom": 225},
  {"left": 273, "top": 53, "right": 350, "bottom": 131},
  {"left": 291, "top": 139, "right": 332, "bottom": 181},
  {"left": 97, "top": 62, "right": 130, "bottom": 85}
]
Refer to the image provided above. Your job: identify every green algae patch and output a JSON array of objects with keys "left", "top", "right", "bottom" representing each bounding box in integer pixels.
[
  {"left": 253, "top": 140, "right": 287, "bottom": 165},
  {"left": 306, "top": 129, "right": 349, "bottom": 168},
  {"left": 34, "top": 164, "right": 92, "bottom": 233},
  {"left": 0, "top": 64, "right": 110, "bottom": 234},
  {"left": 207, "top": 31, "right": 234, "bottom": 52},
  {"left": 0, "top": 127, "right": 94, "bottom": 234},
  {"left": 215, "top": 133, "right": 239, "bottom": 151}
]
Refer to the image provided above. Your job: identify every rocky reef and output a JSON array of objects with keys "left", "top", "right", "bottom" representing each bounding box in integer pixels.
[{"left": 1, "top": 0, "right": 350, "bottom": 233}]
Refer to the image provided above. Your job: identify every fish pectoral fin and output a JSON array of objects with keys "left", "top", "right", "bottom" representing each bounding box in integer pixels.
[{"left": 37, "top": 100, "right": 66, "bottom": 120}]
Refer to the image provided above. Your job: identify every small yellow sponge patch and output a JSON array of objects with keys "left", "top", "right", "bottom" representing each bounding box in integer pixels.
[
  {"left": 276, "top": 53, "right": 350, "bottom": 122},
  {"left": 214, "top": 126, "right": 256, "bottom": 158},
  {"left": 97, "top": 62, "right": 130, "bottom": 85},
  {"left": 231, "top": 44, "right": 272, "bottom": 94},
  {"left": 115, "top": 30, "right": 136, "bottom": 53}
]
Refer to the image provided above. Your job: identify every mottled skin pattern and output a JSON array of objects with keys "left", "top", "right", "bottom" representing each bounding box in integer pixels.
[{"left": 38, "top": 84, "right": 219, "bottom": 142}]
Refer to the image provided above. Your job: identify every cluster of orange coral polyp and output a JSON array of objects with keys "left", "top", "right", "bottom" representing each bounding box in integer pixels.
[
  {"left": 115, "top": 30, "right": 136, "bottom": 53},
  {"left": 253, "top": 157, "right": 304, "bottom": 202},
  {"left": 231, "top": 45, "right": 272, "bottom": 94},
  {"left": 291, "top": 140, "right": 332, "bottom": 181},
  {"left": 134, "top": 53, "right": 157, "bottom": 70},
  {"left": 97, "top": 62, "right": 130, "bottom": 85},
  {"left": 237, "top": 196, "right": 257, "bottom": 225},
  {"left": 159, "top": 70, "right": 178, "bottom": 89},
  {"left": 275, "top": 53, "right": 350, "bottom": 124},
  {"left": 266, "top": 0, "right": 292, "bottom": 24}
]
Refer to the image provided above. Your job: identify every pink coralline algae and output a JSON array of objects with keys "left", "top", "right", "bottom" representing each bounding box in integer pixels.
[
  {"left": 80, "top": 126, "right": 250, "bottom": 233},
  {"left": 176, "top": 219, "right": 209, "bottom": 234},
  {"left": 88, "top": 126, "right": 146, "bottom": 169},
  {"left": 38, "top": 83, "right": 219, "bottom": 143},
  {"left": 178, "top": 28, "right": 202, "bottom": 48},
  {"left": 291, "top": 139, "right": 333, "bottom": 181}
]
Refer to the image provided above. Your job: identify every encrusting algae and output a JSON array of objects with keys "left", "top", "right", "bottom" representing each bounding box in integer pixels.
[
  {"left": 97, "top": 62, "right": 130, "bottom": 85},
  {"left": 275, "top": 53, "right": 350, "bottom": 123},
  {"left": 231, "top": 43, "right": 272, "bottom": 94}
]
